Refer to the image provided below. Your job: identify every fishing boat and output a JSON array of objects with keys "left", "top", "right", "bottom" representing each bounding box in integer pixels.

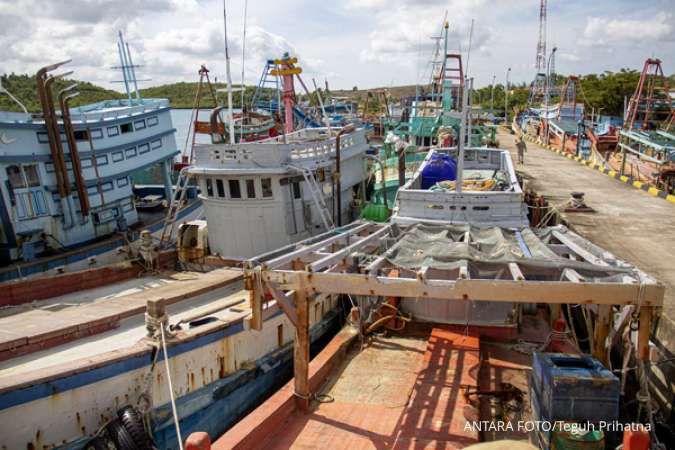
[
  {"left": 0, "top": 251, "right": 346, "bottom": 449},
  {"left": 179, "top": 42, "right": 665, "bottom": 448},
  {"left": 186, "top": 55, "right": 370, "bottom": 259},
  {"left": 198, "top": 144, "right": 663, "bottom": 448},
  {"left": 188, "top": 125, "right": 369, "bottom": 259},
  {"left": 0, "top": 33, "right": 199, "bottom": 281}
]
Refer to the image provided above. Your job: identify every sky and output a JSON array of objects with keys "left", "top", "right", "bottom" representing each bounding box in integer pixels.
[{"left": 0, "top": 0, "right": 674, "bottom": 92}]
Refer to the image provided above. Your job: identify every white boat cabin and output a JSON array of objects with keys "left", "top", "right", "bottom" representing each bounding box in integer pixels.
[
  {"left": 190, "top": 127, "right": 369, "bottom": 259},
  {"left": 393, "top": 147, "right": 528, "bottom": 228}
]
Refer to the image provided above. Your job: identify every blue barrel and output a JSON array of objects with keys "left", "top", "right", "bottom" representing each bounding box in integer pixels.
[{"left": 421, "top": 153, "right": 456, "bottom": 189}]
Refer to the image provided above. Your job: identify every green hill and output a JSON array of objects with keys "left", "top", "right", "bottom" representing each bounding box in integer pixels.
[
  {"left": 3, "top": 70, "right": 672, "bottom": 119},
  {"left": 0, "top": 73, "right": 124, "bottom": 113}
]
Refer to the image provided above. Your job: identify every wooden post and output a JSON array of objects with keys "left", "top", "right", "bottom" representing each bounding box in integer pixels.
[
  {"left": 293, "top": 289, "right": 310, "bottom": 412},
  {"left": 246, "top": 273, "right": 263, "bottom": 331},
  {"left": 637, "top": 307, "right": 652, "bottom": 361},
  {"left": 593, "top": 304, "right": 612, "bottom": 364}
]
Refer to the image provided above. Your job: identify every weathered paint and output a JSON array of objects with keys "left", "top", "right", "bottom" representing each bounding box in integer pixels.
[{"left": 0, "top": 295, "right": 339, "bottom": 449}]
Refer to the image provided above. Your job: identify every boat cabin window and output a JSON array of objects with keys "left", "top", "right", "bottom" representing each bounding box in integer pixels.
[
  {"left": 229, "top": 179, "right": 241, "bottom": 199},
  {"left": 206, "top": 178, "right": 214, "bottom": 197},
  {"left": 261, "top": 178, "right": 273, "bottom": 198},
  {"left": 73, "top": 130, "right": 89, "bottom": 141},
  {"left": 120, "top": 122, "right": 133, "bottom": 134},
  {"left": 24, "top": 165, "right": 40, "bottom": 187},
  {"left": 6, "top": 165, "right": 25, "bottom": 189},
  {"left": 246, "top": 179, "right": 256, "bottom": 199},
  {"left": 292, "top": 181, "right": 301, "bottom": 199},
  {"left": 216, "top": 179, "right": 225, "bottom": 198},
  {"left": 6, "top": 164, "right": 40, "bottom": 189}
]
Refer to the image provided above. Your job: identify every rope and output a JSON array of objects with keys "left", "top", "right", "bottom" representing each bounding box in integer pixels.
[{"left": 160, "top": 324, "right": 184, "bottom": 450}]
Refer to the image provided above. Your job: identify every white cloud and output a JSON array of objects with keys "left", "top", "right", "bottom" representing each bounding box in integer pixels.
[
  {"left": 559, "top": 52, "right": 581, "bottom": 62},
  {"left": 354, "top": 0, "right": 493, "bottom": 83},
  {"left": 579, "top": 12, "right": 674, "bottom": 47},
  {"left": 0, "top": 0, "right": 313, "bottom": 90}
]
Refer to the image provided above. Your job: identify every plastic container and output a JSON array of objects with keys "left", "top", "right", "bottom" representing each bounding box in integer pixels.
[
  {"left": 531, "top": 352, "right": 619, "bottom": 423},
  {"left": 420, "top": 153, "right": 456, "bottom": 189},
  {"left": 361, "top": 203, "right": 390, "bottom": 222}
]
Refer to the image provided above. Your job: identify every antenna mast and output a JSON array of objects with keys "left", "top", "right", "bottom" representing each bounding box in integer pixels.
[
  {"left": 527, "top": 0, "right": 548, "bottom": 107},
  {"left": 112, "top": 31, "right": 147, "bottom": 103},
  {"left": 535, "top": 0, "right": 547, "bottom": 73},
  {"left": 223, "top": 0, "right": 236, "bottom": 143}
]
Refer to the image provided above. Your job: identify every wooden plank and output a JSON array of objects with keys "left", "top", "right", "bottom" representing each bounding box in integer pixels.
[
  {"left": 294, "top": 289, "right": 310, "bottom": 412},
  {"left": 416, "top": 265, "right": 429, "bottom": 282},
  {"left": 609, "top": 305, "right": 634, "bottom": 348},
  {"left": 562, "top": 268, "right": 586, "bottom": 283},
  {"left": 552, "top": 230, "right": 609, "bottom": 267},
  {"left": 593, "top": 304, "right": 612, "bottom": 364},
  {"left": 458, "top": 260, "right": 469, "bottom": 279},
  {"left": 263, "top": 271, "right": 665, "bottom": 306},
  {"left": 248, "top": 287, "right": 263, "bottom": 331},
  {"left": 265, "top": 222, "right": 372, "bottom": 269},
  {"left": 307, "top": 225, "right": 391, "bottom": 272},
  {"left": 638, "top": 307, "right": 653, "bottom": 361},
  {"left": 508, "top": 262, "right": 525, "bottom": 281},
  {"left": 267, "top": 283, "right": 297, "bottom": 327}
]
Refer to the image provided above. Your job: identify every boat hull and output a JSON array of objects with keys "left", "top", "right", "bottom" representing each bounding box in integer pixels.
[{"left": 0, "top": 294, "right": 342, "bottom": 449}]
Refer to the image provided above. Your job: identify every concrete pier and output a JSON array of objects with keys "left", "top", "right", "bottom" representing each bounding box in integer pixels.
[{"left": 498, "top": 129, "right": 675, "bottom": 414}]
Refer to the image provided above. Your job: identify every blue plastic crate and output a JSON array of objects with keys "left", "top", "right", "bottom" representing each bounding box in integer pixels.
[{"left": 531, "top": 352, "right": 619, "bottom": 423}]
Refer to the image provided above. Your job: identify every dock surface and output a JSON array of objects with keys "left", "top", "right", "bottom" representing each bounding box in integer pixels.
[
  {"left": 499, "top": 129, "right": 675, "bottom": 408},
  {"left": 500, "top": 130, "right": 675, "bottom": 328}
]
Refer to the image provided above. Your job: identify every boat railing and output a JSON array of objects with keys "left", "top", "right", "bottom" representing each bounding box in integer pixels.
[
  {"left": 69, "top": 99, "right": 170, "bottom": 123},
  {"left": 195, "top": 130, "right": 363, "bottom": 169},
  {"left": 0, "top": 110, "right": 33, "bottom": 123}
]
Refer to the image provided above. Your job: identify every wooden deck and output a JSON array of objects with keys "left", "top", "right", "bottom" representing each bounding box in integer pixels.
[
  {"left": 0, "top": 267, "right": 243, "bottom": 362},
  {"left": 255, "top": 329, "right": 480, "bottom": 450}
]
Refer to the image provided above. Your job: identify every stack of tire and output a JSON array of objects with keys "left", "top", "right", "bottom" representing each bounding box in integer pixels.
[{"left": 85, "top": 406, "right": 154, "bottom": 450}]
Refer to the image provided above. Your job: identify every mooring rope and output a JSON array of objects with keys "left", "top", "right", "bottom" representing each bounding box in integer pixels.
[{"left": 160, "top": 324, "right": 184, "bottom": 450}]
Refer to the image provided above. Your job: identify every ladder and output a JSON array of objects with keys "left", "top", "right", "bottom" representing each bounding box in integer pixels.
[
  {"left": 250, "top": 59, "right": 280, "bottom": 112},
  {"left": 159, "top": 167, "right": 193, "bottom": 248},
  {"left": 289, "top": 165, "right": 334, "bottom": 231}
]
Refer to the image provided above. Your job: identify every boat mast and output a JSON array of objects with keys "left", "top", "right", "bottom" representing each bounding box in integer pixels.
[
  {"left": 116, "top": 32, "right": 132, "bottom": 102},
  {"left": 223, "top": 0, "right": 236, "bottom": 143},
  {"left": 125, "top": 41, "right": 141, "bottom": 100},
  {"left": 456, "top": 76, "right": 469, "bottom": 193},
  {"left": 240, "top": 0, "right": 248, "bottom": 141}
]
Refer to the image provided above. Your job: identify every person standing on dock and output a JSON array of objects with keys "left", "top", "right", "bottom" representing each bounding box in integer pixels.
[{"left": 516, "top": 135, "right": 527, "bottom": 165}]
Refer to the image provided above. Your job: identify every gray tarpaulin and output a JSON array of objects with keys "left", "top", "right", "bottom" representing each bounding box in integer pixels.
[{"left": 383, "top": 223, "right": 633, "bottom": 281}]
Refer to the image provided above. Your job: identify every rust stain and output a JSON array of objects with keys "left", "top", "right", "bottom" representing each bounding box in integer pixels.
[{"left": 219, "top": 356, "right": 226, "bottom": 378}]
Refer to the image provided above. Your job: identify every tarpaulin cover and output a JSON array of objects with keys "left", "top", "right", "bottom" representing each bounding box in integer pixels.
[{"left": 384, "top": 223, "right": 633, "bottom": 281}]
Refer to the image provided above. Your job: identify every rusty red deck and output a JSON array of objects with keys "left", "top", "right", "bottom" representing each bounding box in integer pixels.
[{"left": 223, "top": 328, "right": 481, "bottom": 450}]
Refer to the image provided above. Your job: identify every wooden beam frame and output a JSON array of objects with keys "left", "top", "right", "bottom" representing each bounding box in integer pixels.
[
  {"left": 261, "top": 271, "right": 664, "bottom": 306},
  {"left": 249, "top": 222, "right": 665, "bottom": 417}
]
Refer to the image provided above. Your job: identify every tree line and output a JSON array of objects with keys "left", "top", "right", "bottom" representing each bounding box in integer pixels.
[{"left": 2, "top": 69, "right": 672, "bottom": 119}]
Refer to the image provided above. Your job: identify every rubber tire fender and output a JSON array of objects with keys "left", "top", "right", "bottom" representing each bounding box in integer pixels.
[
  {"left": 83, "top": 436, "right": 109, "bottom": 450},
  {"left": 107, "top": 419, "right": 139, "bottom": 450},
  {"left": 118, "top": 405, "right": 154, "bottom": 450}
]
